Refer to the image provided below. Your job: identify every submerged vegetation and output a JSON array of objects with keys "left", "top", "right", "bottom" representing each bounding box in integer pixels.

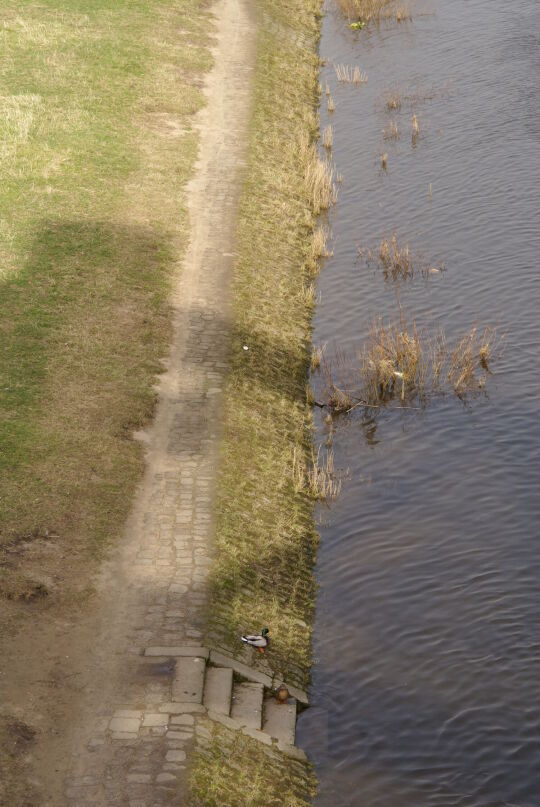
[{"left": 317, "top": 314, "right": 499, "bottom": 412}]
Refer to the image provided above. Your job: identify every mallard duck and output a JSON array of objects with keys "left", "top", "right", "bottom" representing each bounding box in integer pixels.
[
  {"left": 241, "top": 627, "right": 270, "bottom": 654},
  {"left": 275, "top": 683, "right": 289, "bottom": 704}
]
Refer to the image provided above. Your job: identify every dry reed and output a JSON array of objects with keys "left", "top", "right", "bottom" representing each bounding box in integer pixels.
[
  {"left": 322, "top": 125, "right": 333, "bottom": 149},
  {"left": 311, "top": 344, "right": 325, "bottom": 371},
  {"left": 311, "top": 225, "right": 331, "bottom": 259},
  {"left": 383, "top": 119, "right": 401, "bottom": 140},
  {"left": 353, "top": 66, "right": 368, "bottom": 85},
  {"left": 319, "top": 314, "right": 498, "bottom": 411},
  {"left": 327, "top": 94, "right": 335, "bottom": 113},
  {"left": 307, "top": 448, "right": 342, "bottom": 502},
  {"left": 358, "top": 232, "right": 445, "bottom": 280},
  {"left": 301, "top": 135, "right": 338, "bottom": 214},
  {"left": 292, "top": 445, "right": 342, "bottom": 503},
  {"left": 334, "top": 64, "right": 367, "bottom": 84},
  {"left": 337, "top": 0, "right": 412, "bottom": 23},
  {"left": 385, "top": 89, "right": 402, "bottom": 110}
]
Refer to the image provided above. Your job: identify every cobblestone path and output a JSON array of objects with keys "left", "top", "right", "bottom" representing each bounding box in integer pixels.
[{"left": 62, "top": 1, "right": 255, "bottom": 803}]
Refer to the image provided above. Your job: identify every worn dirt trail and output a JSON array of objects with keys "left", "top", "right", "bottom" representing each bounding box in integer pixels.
[{"left": 19, "top": 1, "right": 256, "bottom": 803}]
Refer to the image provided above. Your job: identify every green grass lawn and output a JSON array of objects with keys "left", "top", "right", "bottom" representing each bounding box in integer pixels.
[{"left": 0, "top": 0, "right": 212, "bottom": 600}]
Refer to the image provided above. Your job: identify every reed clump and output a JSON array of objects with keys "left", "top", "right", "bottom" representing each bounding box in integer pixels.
[
  {"left": 337, "top": 0, "right": 412, "bottom": 23},
  {"left": 301, "top": 135, "right": 338, "bottom": 214},
  {"left": 327, "top": 94, "right": 335, "bottom": 113},
  {"left": 383, "top": 119, "right": 401, "bottom": 140},
  {"left": 385, "top": 89, "right": 402, "bottom": 110},
  {"left": 311, "top": 344, "right": 325, "bottom": 371},
  {"left": 334, "top": 64, "right": 367, "bottom": 84},
  {"left": 358, "top": 232, "right": 445, "bottom": 280},
  {"left": 353, "top": 66, "right": 368, "bottom": 85},
  {"left": 319, "top": 315, "right": 498, "bottom": 411},
  {"left": 308, "top": 225, "right": 332, "bottom": 273},
  {"left": 322, "top": 125, "right": 333, "bottom": 149},
  {"left": 294, "top": 446, "right": 342, "bottom": 503}
]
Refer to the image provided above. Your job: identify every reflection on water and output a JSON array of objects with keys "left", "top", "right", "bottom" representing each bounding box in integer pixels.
[{"left": 296, "top": 1, "right": 540, "bottom": 805}]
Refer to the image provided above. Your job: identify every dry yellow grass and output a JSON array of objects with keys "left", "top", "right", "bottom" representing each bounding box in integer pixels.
[
  {"left": 308, "top": 225, "right": 332, "bottom": 273},
  {"left": 302, "top": 141, "right": 338, "bottom": 214},
  {"left": 322, "top": 124, "right": 333, "bottom": 149},
  {"left": 337, "top": 0, "right": 412, "bottom": 23}
]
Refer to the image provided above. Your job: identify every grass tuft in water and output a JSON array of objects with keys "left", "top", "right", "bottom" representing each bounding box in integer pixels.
[
  {"left": 319, "top": 314, "right": 500, "bottom": 411},
  {"left": 358, "top": 232, "right": 445, "bottom": 280}
]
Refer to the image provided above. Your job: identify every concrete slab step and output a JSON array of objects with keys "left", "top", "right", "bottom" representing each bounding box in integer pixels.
[
  {"left": 172, "top": 656, "right": 206, "bottom": 703},
  {"left": 230, "top": 682, "right": 263, "bottom": 730},
  {"left": 203, "top": 667, "right": 233, "bottom": 715},
  {"left": 262, "top": 697, "right": 297, "bottom": 745}
]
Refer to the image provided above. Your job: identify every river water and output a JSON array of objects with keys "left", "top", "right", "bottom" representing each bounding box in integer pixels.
[{"left": 296, "top": 1, "right": 540, "bottom": 805}]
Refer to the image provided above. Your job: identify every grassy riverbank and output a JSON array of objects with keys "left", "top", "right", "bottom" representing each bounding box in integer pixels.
[
  {"left": 0, "top": 0, "right": 211, "bottom": 601},
  {"left": 0, "top": 1, "right": 212, "bottom": 797},
  {"left": 191, "top": 0, "right": 323, "bottom": 803}
]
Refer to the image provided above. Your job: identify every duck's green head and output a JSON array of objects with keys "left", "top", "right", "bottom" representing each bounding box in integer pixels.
[{"left": 262, "top": 627, "right": 269, "bottom": 636}]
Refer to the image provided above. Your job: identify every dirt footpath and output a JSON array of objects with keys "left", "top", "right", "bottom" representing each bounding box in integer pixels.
[{"left": 0, "top": 0, "right": 255, "bottom": 803}]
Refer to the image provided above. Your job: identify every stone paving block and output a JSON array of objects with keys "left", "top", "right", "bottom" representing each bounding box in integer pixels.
[
  {"left": 157, "top": 773, "right": 178, "bottom": 784},
  {"left": 109, "top": 717, "right": 140, "bottom": 733},
  {"left": 207, "top": 711, "right": 242, "bottom": 732},
  {"left": 172, "top": 656, "right": 206, "bottom": 702},
  {"left": 111, "top": 732, "right": 138, "bottom": 740},
  {"left": 142, "top": 714, "right": 169, "bottom": 727},
  {"left": 159, "top": 702, "right": 205, "bottom": 714},
  {"left": 170, "top": 714, "right": 194, "bottom": 725},
  {"left": 230, "top": 682, "right": 263, "bottom": 730},
  {"left": 276, "top": 741, "right": 308, "bottom": 761},
  {"left": 114, "top": 710, "right": 142, "bottom": 719},
  {"left": 166, "top": 730, "right": 192, "bottom": 740},
  {"left": 203, "top": 666, "right": 233, "bottom": 715},
  {"left": 262, "top": 697, "right": 297, "bottom": 745},
  {"left": 209, "top": 650, "right": 273, "bottom": 688},
  {"left": 165, "top": 750, "right": 186, "bottom": 762},
  {"left": 144, "top": 646, "right": 208, "bottom": 658},
  {"left": 241, "top": 726, "right": 272, "bottom": 746},
  {"left": 127, "top": 773, "right": 152, "bottom": 784}
]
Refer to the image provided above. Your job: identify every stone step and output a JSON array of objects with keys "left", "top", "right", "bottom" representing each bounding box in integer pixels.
[
  {"left": 230, "top": 682, "right": 263, "bottom": 730},
  {"left": 262, "top": 696, "right": 297, "bottom": 746},
  {"left": 172, "top": 656, "right": 206, "bottom": 703},
  {"left": 203, "top": 667, "right": 233, "bottom": 715}
]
